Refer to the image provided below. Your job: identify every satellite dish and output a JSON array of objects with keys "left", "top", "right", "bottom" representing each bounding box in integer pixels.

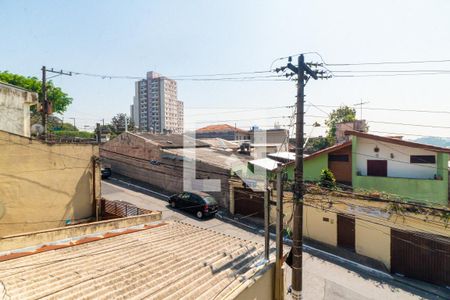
[{"left": 31, "top": 124, "right": 44, "bottom": 136}]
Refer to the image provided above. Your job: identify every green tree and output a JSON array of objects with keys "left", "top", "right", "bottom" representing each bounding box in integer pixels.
[
  {"left": 0, "top": 71, "right": 72, "bottom": 113},
  {"left": 325, "top": 105, "right": 356, "bottom": 144},
  {"left": 304, "top": 136, "right": 330, "bottom": 154},
  {"left": 110, "top": 113, "right": 135, "bottom": 134}
]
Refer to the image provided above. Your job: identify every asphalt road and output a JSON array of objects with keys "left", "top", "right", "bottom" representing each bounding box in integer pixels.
[{"left": 102, "top": 178, "right": 444, "bottom": 300}]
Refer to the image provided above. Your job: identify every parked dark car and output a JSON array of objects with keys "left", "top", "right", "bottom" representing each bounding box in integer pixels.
[
  {"left": 101, "top": 167, "right": 112, "bottom": 179},
  {"left": 169, "top": 191, "right": 218, "bottom": 219}
]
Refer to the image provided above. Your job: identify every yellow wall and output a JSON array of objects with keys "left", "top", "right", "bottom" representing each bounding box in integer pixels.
[
  {"left": 303, "top": 206, "right": 337, "bottom": 246},
  {"left": 0, "top": 131, "right": 100, "bottom": 236},
  {"left": 355, "top": 219, "right": 391, "bottom": 269},
  {"left": 233, "top": 264, "right": 274, "bottom": 300}
]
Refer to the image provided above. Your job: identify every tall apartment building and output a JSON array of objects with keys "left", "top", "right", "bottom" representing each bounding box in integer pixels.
[{"left": 131, "top": 71, "right": 184, "bottom": 134}]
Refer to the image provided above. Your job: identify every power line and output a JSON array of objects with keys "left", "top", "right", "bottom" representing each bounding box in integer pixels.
[
  {"left": 169, "top": 70, "right": 272, "bottom": 78},
  {"left": 186, "top": 105, "right": 293, "bottom": 117},
  {"left": 333, "top": 72, "right": 450, "bottom": 78},
  {"left": 184, "top": 115, "right": 292, "bottom": 124},
  {"left": 325, "top": 59, "right": 450, "bottom": 66},
  {"left": 305, "top": 104, "right": 450, "bottom": 115},
  {"left": 330, "top": 69, "right": 450, "bottom": 73},
  {"left": 369, "top": 120, "right": 450, "bottom": 129}
]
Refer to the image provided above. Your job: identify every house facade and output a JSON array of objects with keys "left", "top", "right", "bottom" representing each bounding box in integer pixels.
[
  {"left": 350, "top": 131, "right": 449, "bottom": 206},
  {"left": 284, "top": 131, "right": 449, "bottom": 206},
  {"left": 0, "top": 130, "right": 101, "bottom": 236}
]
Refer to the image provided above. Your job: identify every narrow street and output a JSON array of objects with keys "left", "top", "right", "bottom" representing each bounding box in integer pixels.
[{"left": 102, "top": 178, "right": 444, "bottom": 300}]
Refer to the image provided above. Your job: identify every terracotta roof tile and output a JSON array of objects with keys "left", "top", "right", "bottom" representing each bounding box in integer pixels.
[{"left": 196, "top": 124, "right": 248, "bottom": 134}]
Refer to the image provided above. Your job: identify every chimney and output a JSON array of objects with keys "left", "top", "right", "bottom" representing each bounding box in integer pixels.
[{"left": 335, "top": 120, "right": 368, "bottom": 143}]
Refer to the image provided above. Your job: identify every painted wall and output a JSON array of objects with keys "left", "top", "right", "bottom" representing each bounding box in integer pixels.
[
  {"left": 355, "top": 219, "right": 391, "bottom": 269},
  {"left": 355, "top": 137, "right": 439, "bottom": 179},
  {"left": 303, "top": 206, "right": 337, "bottom": 246},
  {"left": 233, "top": 264, "right": 274, "bottom": 300},
  {"left": 0, "top": 131, "right": 100, "bottom": 237},
  {"left": 352, "top": 136, "right": 448, "bottom": 206},
  {"left": 0, "top": 83, "right": 37, "bottom": 137},
  {"left": 304, "top": 154, "right": 328, "bottom": 182},
  {"left": 354, "top": 175, "right": 448, "bottom": 205}
]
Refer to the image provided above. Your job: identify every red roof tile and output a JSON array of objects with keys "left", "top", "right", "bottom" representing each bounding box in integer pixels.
[{"left": 196, "top": 124, "right": 248, "bottom": 134}]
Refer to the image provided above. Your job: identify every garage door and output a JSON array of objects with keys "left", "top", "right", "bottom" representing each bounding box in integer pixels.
[
  {"left": 234, "top": 187, "right": 264, "bottom": 219},
  {"left": 391, "top": 229, "right": 450, "bottom": 286}
]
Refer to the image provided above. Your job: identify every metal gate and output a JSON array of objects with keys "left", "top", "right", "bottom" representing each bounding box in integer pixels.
[
  {"left": 234, "top": 187, "right": 264, "bottom": 219},
  {"left": 337, "top": 214, "right": 355, "bottom": 251},
  {"left": 391, "top": 229, "right": 450, "bottom": 286}
]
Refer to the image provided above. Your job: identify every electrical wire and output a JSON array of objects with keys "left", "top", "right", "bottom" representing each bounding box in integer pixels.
[
  {"left": 333, "top": 72, "right": 450, "bottom": 78},
  {"left": 305, "top": 104, "right": 450, "bottom": 115},
  {"left": 325, "top": 59, "right": 450, "bottom": 67},
  {"left": 186, "top": 105, "right": 293, "bottom": 117},
  {"left": 169, "top": 70, "right": 273, "bottom": 78}
]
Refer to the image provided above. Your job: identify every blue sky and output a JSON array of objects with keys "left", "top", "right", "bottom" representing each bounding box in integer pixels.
[{"left": 1, "top": 0, "right": 450, "bottom": 137}]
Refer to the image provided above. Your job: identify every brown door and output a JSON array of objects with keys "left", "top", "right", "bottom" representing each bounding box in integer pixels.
[
  {"left": 367, "top": 160, "right": 387, "bottom": 177},
  {"left": 391, "top": 229, "right": 450, "bottom": 286},
  {"left": 337, "top": 215, "right": 355, "bottom": 251},
  {"left": 234, "top": 188, "right": 264, "bottom": 219},
  {"left": 328, "top": 154, "right": 352, "bottom": 185}
]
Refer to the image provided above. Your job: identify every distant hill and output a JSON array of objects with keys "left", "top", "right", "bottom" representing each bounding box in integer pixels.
[{"left": 412, "top": 137, "right": 450, "bottom": 148}]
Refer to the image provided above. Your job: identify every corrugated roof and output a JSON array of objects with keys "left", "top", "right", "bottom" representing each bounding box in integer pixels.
[
  {"left": 0, "top": 221, "right": 271, "bottom": 300},
  {"left": 163, "top": 147, "right": 251, "bottom": 170},
  {"left": 249, "top": 157, "right": 280, "bottom": 171},
  {"left": 196, "top": 124, "right": 248, "bottom": 134},
  {"left": 267, "top": 152, "right": 296, "bottom": 161},
  {"left": 198, "top": 138, "right": 240, "bottom": 150},
  {"left": 135, "top": 132, "right": 210, "bottom": 149}
]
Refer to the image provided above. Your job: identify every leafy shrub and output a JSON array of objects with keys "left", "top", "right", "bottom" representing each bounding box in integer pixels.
[
  {"left": 319, "top": 168, "right": 336, "bottom": 190},
  {"left": 51, "top": 130, "right": 95, "bottom": 139}
]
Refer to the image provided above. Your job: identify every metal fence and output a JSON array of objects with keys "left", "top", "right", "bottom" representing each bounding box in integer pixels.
[{"left": 101, "top": 198, "right": 153, "bottom": 218}]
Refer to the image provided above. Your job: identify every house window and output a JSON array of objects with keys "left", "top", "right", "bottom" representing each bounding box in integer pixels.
[
  {"left": 410, "top": 155, "right": 436, "bottom": 164},
  {"left": 367, "top": 160, "right": 387, "bottom": 177},
  {"left": 329, "top": 154, "right": 349, "bottom": 162}
]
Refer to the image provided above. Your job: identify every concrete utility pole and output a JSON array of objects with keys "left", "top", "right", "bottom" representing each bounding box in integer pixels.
[
  {"left": 41, "top": 66, "right": 47, "bottom": 136},
  {"left": 41, "top": 66, "right": 72, "bottom": 137},
  {"left": 284, "top": 54, "right": 322, "bottom": 299}
]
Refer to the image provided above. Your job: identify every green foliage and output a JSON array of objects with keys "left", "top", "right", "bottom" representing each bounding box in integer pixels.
[
  {"left": 58, "top": 122, "right": 78, "bottom": 131},
  {"left": 51, "top": 130, "right": 95, "bottom": 139},
  {"left": 304, "top": 136, "right": 330, "bottom": 154},
  {"left": 319, "top": 168, "right": 336, "bottom": 189},
  {"left": 0, "top": 71, "right": 72, "bottom": 113},
  {"left": 325, "top": 105, "right": 356, "bottom": 145},
  {"left": 110, "top": 113, "right": 135, "bottom": 134}
]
